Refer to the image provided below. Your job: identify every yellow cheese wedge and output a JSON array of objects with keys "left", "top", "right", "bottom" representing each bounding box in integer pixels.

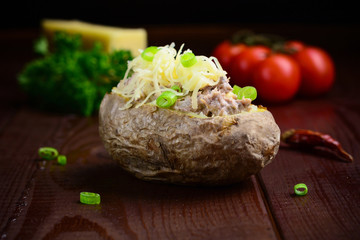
[{"left": 42, "top": 19, "right": 147, "bottom": 56}]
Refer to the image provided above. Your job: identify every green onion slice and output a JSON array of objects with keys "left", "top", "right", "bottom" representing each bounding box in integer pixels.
[
  {"left": 38, "top": 147, "right": 59, "bottom": 160},
  {"left": 294, "top": 183, "right": 308, "bottom": 196},
  {"left": 181, "top": 52, "right": 197, "bottom": 68},
  {"left": 57, "top": 155, "right": 67, "bottom": 165},
  {"left": 141, "top": 46, "right": 159, "bottom": 61},
  {"left": 232, "top": 85, "right": 257, "bottom": 101},
  {"left": 171, "top": 85, "right": 182, "bottom": 93},
  {"left": 80, "top": 192, "right": 101, "bottom": 205},
  {"left": 232, "top": 85, "right": 242, "bottom": 96},
  {"left": 156, "top": 91, "right": 177, "bottom": 108},
  {"left": 242, "top": 86, "right": 257, "bottom": 101}
]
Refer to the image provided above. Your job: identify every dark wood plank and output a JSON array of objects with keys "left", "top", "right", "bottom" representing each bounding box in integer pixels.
[
  {"left": 256, "top": 32, "right": 360, "bottom": 239},
  {"left": 0, "top": 110, "right": 278, "bottom": 240},
  {"left": 258, "top": 99, "right": 360, "bottom": 240},
  {"left": 0, "top": 28, "right": 279, "bottom": 240},
  {"left": 0, "top": 110, "right": 84, "bottom": 236},
  {"left": 1, "top": 24, "right": 360, "bottom": 240}
]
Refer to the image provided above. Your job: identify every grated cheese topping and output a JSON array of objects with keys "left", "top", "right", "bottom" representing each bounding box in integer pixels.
[{"left": 112, "top": 43, "right": 228, "bottom": 110}]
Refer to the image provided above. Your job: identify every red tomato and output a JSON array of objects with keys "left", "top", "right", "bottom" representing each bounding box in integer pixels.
[
  {"left": 284, "top": 40, "right": 305, "bottom": 53},
  {"left": 212, "top": 41, "right": 247, "bottom": 71},
  {"left": 292, "top": 46, "right": 335, "bottom": 96},
  {"left": 253, "top": 54, "right": 301, "bottom": 103},
  {"left": 229, "top": 46, "right": 270, "bottom": 87}
]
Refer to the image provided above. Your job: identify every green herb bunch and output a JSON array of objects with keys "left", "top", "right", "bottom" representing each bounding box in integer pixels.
[{"left": 18, "top": 32, "right": 132, "bottom": 116}]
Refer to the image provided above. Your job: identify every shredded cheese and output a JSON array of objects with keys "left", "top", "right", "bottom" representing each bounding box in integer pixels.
[{"left": 112, "top": 43, "right": 228, "bottom": 109}]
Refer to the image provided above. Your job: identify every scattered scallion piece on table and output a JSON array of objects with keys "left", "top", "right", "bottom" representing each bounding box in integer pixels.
[
  {"left": 156, "top": 91, "right": 177, "bottom": 108},
  {"left": 294, "top": 183, "right": 308, "bottom": 196},
  {"left": 80, "top": 192, "right": 101, "bottom": 205},
  {"left": 38, "top": 147, "right": 59, "bottom": 160},
  {"left": 57, "top": 155, "right": 67, "bottom": 165}
]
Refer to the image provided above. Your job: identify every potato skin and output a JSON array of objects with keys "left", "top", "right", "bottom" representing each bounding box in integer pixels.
[{"left": 99, "top": 93, "right": 280, "bottom": 185}]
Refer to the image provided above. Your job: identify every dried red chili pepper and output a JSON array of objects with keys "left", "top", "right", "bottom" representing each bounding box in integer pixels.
[{"left": 281, "top": 129, "right": 353, "bottom": 162}]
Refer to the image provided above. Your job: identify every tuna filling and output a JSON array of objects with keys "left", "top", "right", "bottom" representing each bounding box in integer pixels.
[{"left": 172, "top": 77, "right": 251, "bottom": 116}]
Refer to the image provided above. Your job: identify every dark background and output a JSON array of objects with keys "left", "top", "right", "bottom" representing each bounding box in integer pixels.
[
  {"left": 1, "top": 2, "right": 360, "bottom": 240},
  {"left": 1, "top": 0, "right": 359, "bottom": 96},
  {"left": 1, "top": 0, "right": 359, "bottom": 29}
]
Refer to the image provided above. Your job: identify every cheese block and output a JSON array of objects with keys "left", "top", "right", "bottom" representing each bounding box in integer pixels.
[{"left": 42, "top": 19, "right": 147, "bottom": 56}]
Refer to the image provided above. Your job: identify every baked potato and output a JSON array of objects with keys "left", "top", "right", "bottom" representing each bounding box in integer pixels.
[{"left": 99, "top": 44, "right": 280, "bottom": 185}]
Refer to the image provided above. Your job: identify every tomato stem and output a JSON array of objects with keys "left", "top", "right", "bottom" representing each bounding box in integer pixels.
[{"left": 231, "top": 30, "right": 293, "bottom": 54}]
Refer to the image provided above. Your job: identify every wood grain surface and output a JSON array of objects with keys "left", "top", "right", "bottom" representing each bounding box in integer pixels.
[{"left": 0, "top": 24, "right": 360, "bottom": 240}]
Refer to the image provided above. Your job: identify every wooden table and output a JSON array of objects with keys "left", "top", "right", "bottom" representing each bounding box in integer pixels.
[{"left": 1, "top": 24, "right": 359, "bottom": 240}]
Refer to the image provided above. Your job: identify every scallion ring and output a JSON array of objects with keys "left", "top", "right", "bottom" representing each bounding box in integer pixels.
[
  {"left": 57, "top": 155, "right": 67, "bottom": 165},
  {"left": 232, "top": 85, "right": 257, "bottom": 101},
  {"left": 294, "top": 183, "right": 308, "bottom": 196},
  {"left": 232, "top": 85, "right": 242, "bottom": 96},
  {"left": 171, "top": 85, "right": 182, "bottom": 93},
  {"left": 38, "top": 147, "right": 59, "bottom": 160},
  {"left": 156, "top": 91, "right": 177, "bottom": 108},
  {"left": 80, "top": 192, "right": 101, "bottom": 205},
  {"left": 181, "top": 52, "right": 197, "bottom": 68},
  {"left": 242, "top": 86, "right": 257, "bottom": 101},
  {"left": 141, "top": 46, "right": 159, "bottom": 62}
]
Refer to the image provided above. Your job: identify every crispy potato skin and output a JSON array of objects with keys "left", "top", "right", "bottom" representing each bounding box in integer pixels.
[{"left": 99, "top": 93, "right": 280, "bottom": 185}]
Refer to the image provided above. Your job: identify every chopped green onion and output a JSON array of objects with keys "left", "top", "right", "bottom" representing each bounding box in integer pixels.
[
  {"left": 171, "top": 85, "right": 182, "bottom": 93},
  {"left": 80, "top": 192, "right": 101, "bottom": 205},
  {"left": 232, "top": 85, "right": 257, "bottom": 101},
  {"left": 181, "top": 52, "right": 197, "bottom": 68},
  {"left": 242, "top": 86, "right": 257, "bottom": 101},
  {"left": 294, "top": 183, "right": 308, "bottom": 196},
  {"left": 156, "top": 91, "right": 177, "bottom": 108},
  {"left": 38, "top": 147, "right": 59, "bottom": 160},
  {"left": 232, "top": 85, "right": 242, "bottom": 96},
  {"left": 141, "top": 46, "right": 159, "bottom": 61},
  {"left": 57, "top": 155, "right": 67, "bottom": 165}
]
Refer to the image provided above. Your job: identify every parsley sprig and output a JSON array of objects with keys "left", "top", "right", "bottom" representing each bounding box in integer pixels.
[{"left": 18, "top": 32, "right": 132, "bottom": 116}]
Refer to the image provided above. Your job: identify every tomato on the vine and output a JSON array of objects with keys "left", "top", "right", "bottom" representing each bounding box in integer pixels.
[
  {"left": 253, "top": 54, "right": 301, "bottom": 103},
  {"left": 212, "top": 34, "right": 335, "bottom": 102},
  {"left": 212, "top": 41, "right": 247, "bottom": 71},
  {"left": 229, "top": 46, "right": 270, "bottom": 87},
  {"left": 292, "top": 46, "right": 335, "bottom": 96},
  {"left": 284, "top": 40, "right": 305, "bottom": 53}
]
